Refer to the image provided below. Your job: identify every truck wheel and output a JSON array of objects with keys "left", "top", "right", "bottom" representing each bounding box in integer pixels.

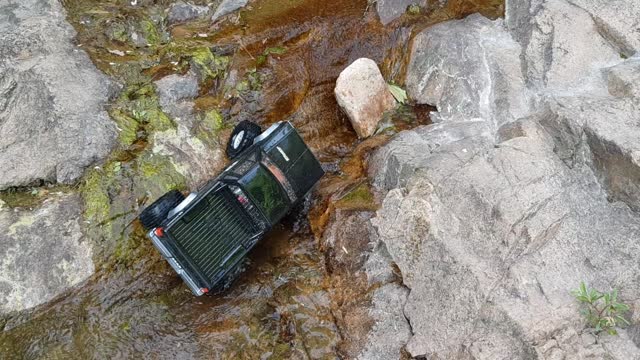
[
  {"left": 226, "top": 121, "right": 262, "bottom": 159},
  {"left": 139, "top": 190, "right": 185, "bottom": 230}
]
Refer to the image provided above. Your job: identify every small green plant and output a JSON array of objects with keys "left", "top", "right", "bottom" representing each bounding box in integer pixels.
[
  {"left": 388, "top": 83, "right": 408, "bottom": 104},
  {"left": 571, "top": 282, "right": 630, "bottom": 335}
]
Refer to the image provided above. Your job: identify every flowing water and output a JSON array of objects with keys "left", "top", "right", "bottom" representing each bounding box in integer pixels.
[{"left": 0, "top": 0, "right": 503, "bottom": 358}]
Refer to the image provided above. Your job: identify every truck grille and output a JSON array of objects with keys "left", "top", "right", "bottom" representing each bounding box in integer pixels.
[{"left": 168, "top": 188, "right": 259, "bottom": 284}]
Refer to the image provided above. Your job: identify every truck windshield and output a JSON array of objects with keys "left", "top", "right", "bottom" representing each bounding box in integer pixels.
[{"left": 240, "top": 165, "right": 288, "bottom": 223}]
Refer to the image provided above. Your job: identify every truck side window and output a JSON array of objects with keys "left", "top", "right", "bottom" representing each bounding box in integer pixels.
[{"left": 240, "top": 165, "right": 288, "bottom": 223}]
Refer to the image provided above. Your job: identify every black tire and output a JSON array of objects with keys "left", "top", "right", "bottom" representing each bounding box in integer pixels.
[
  {"left": 226, "top": 121, "right": 262, "bottom": 159},
  {"left": 139, "top": 190, "right": 185, "bottom": 230}
]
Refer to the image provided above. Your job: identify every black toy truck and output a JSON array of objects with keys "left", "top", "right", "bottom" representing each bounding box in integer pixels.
[{"left": 139, "top": 121, "right": 324, "bottom": 295}]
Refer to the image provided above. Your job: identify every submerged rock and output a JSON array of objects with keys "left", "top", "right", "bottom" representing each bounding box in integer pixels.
[
  {"left": 211, "top": 0, "right": 249, "bottom": 23},
  {"left": 0, "top": 0, "right": 116, "bottom": 190},
  {"left": 167, "top": 1, "right": 210, "bottom": 24},
  {"left": 335, "top": 58, "right": 397, "bottom": 138},
  {"left": 0, "top": 194, "right": 93, "bottom": 314},
  {"left": 376, "top": 0, "right": 427, "bottom": 25}
]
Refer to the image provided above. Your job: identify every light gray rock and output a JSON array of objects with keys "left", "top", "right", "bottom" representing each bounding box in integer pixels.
[
  {"left": 370, "top": 5, "right": 640, "bottom": 358},
  {"left": 569, "top": 0, "right": 640, "bottom": 57},
  {"left": 370, "top": 116, "right": 640, "bottom": 358},
  {"left": 375, "top": 0, "right": 426, "bottom": 25},
  {"left": 539, "top": 96, "right": 640, "bottom": 212},
  {"left": 406, "top": 14, "right": 530, "bottom": 129},
  {"left": 605, "top": 56, "right": 640, "bottom": 98},
  {"left": 152, "top": 124, "right": 224, "bottom": 188},
  {"left": 167, "top": 1, "right": 210, "bottom": 24},
  {"left": 153, "top": 73, "right": 224, "bottom": 187},
  {"left": 155, "top": 72, "right": 199, "bottom": 127},
  {"left": 211, "top": 0, "right": 248, "bottom": 23},
  {"left": 0, "top": 194, "right": 94, "bottom": 314},
  {"left": 506, "top": 0, "right": 621, "bottom": 93},
  {"left": 155, "top": 73, "right": 199, "bottom": 104},
  {"left": 335, "top": 58, "right": 397, "bottom": 138},
  {"left": 0, "top": 0, "right": 117, "bottom": 190},
  {"left": 356, "top": 284, "right": 411, "bottom": 360}
]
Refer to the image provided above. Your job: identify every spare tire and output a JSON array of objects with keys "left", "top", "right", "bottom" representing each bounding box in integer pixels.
[
  {"left": 226, "top": 121, "right": 262, "bottom": 159},
  {"left": 139, "top": 190, "right": 185, "bottom": 230}
]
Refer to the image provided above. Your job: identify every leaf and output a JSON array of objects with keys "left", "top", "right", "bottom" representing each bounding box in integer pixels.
[
  {"left": 388, "top": 84, "right": 408, "bottom": 104},
  {"left": 264, "top": 46, "right": 287, "bottom": 55},
  {"left": 31, "top": 189, "right": 39, "bottom": 196}
]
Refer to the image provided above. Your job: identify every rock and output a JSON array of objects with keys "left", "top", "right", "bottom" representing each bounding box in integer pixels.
[
  {"left": 156, "top": 73, "right": 199, "bottom": 102},
  {"left": 376, "top": 0, "right": 426, "bottom": 25},
  {"left": 605, "top": 56, "right": 640, "bottom": 98},
  {"left": 0, "top": 194, "right": 94, "bottom": 314},
  {"left": 154, "top": 73, "right": 225, "bottom": 187},
  {"left": 154, "top": 72, "right": 199, "bottom": 127},
  {"left": 335, "top": 58, "right": 397, "bottom": 138},
  {"left": 356, "top": 284, "right": 411, "bottom": 360},
  {"left": 152, "top": 124, "right": 224, "bottom": 188},
  {"left": 370, "top": 116, "right": 640, "bottom": 358},
  {"left": 539, "top": 96, "right": 640, "bottom": 212},
  {"left": 368, "top": 5, "right": 640, "bottom": 358},
  {"left": 211, "top": 0, "right": 249, "bottom": 23},
  {"left": 568, "top": 0, "right": 640, "bottom": 57},
  {"left": 506, "top": 0, "right": 621, "bottom": 93},
  {"left": 167, "top": 1, "right": 209, "bottom": 24},
  {"left": 406, "top": 14, "right": 530, "bottom": 127},
  {"left": 0, "top": 0, "right": 117, "bottom": 190}
]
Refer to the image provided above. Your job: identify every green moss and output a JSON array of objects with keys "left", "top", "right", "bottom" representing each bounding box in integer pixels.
[
  {"left": 407, "top": 4, "right": 421, "bottom": 14},
  {"left": 140, "top": 19, "right": 160, "bottom": 46},
  {"left": 110, "top": 110, "right": 139, "bottom": 146},
  {"left": 335, "top": 183, "right": 378, "bottom": 211},
  {"left": 135, "top": 153, "right": 186, "bottom": 193},
  {"left": 190, "top": 47, "right": 230, "bottom": 81},
  {"left": 195, "top": 109, "right": 224, "bottom": 145},
  {"left": 81, "top": 166, "right": 116, "bottom": 225},
  {"left": 110, "top": 83, "right": 175, "bottom": 148},
  {"left": 106, "top": 22, "right": 129, "bottom": 43}
]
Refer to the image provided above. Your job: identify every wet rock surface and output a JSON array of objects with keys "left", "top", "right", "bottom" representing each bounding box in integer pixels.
[
  {"left": 0, "top": 0, "right": 116, "bottom": 190},
  {"left": 167, "top": 1, "right": 210, "bottom": 24},
  {"left": 368, "top": 0, "right": 640, "bottom": 358},
  {"left": 0, "top": 194, "right": 93, "bottom": 315},
  {"left": 375, "top": 0, "right": 427, "bottom": 25},
  {"left": 211, "top": 0, "right": 248, "bottom": 22},
  {"left": 335, "top": 58, "right": 397, "bottom": 138}
]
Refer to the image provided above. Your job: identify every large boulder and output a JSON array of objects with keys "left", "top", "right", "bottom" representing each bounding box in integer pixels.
[
  {"left": 367, "top": 4, "right": 640, "bottom": 358},
  {"left": 0, "top": 194, "right": 94, "bottom": 314},
  {"left": 335, "top": 58, "right": 397, "bottom": 138},
  {"left": 0, "top": 0, "right": 116, "bottom": 190},
  {"left": 370, "top": 114, "right": 640, "bottom": 358},
  {"left": 406, "top": 14, "right": 530, "bottom": 127}
]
